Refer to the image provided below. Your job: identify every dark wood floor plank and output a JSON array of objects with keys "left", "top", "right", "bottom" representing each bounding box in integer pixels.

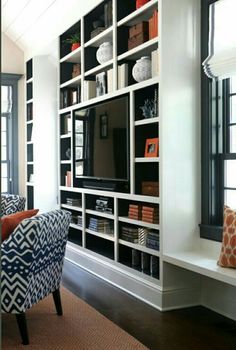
[{"left": 62, "top": 260, "right": 236, "bottom": 350}]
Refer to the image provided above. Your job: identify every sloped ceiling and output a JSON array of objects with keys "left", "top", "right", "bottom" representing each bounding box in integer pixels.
[{"left": 2, "top": 0, "right": 101, "bottom": 55}]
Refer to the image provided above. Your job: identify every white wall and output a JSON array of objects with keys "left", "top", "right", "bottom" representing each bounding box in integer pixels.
[{"left": 1, "top": 33, "right": 25, "bottom": 197}]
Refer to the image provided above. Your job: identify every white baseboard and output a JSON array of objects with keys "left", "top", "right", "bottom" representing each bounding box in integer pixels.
[{"left": 65, "top": 244, "right": 201, "bottom": 311}]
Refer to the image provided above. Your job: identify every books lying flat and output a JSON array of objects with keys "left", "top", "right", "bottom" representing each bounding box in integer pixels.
[{"left": 88, "top": 218, "right": 112, "bottom": 234}]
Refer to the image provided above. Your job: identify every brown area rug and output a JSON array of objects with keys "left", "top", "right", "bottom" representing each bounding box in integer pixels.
[{"left": 2, "top": 286, "right": 148, "bottom": 350}]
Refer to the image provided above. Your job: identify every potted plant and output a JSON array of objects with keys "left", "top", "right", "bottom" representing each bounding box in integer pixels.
[{"left": 63, "top": 33, "right": 81, "bottom": 51}]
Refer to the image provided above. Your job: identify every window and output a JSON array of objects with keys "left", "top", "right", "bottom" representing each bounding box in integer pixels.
[
  {"left": 1, "top": 73, "right": 22, "bottom": 194},
  {"left": 200, "top": 0, "right": 236, "bottom": 241}
]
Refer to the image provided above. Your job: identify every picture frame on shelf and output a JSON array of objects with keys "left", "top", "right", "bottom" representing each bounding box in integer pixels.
[
  {"left": 145, "top": 138, "right": 159, "bottom": 157},
  {"left": 96, "top": 72, "right": 106, "bottom": 97},
  {"left": 100, "top": 113, "right": 108, "bottom": 139}
]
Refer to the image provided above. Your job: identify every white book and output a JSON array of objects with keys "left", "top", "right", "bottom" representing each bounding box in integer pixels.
[
  {"left": 84, "top": 81, "right": 96, "bottom": 101},
  {"left": 118, "top": 63, "right": 128, "bottom": 89},
  {"left": 151, "top": 49, "right": 159, "bottom": 77},
  {"left": 107, "top": 68, "right": 113, "bottom": 93}
]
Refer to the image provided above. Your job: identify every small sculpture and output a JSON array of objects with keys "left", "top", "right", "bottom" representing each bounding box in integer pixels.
[{"left": 140, "top": 98, "right": 157, "bottom": 118}]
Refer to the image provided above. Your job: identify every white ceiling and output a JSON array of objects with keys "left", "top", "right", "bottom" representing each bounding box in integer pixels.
[{"left": 2, "top": 0, "right": 101, "bottom": 54}]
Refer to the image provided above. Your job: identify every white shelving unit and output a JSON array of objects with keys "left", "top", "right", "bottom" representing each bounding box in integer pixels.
[
  {"left": 58, "top": 0, "right": 201, "bottom": 311},
  {"left": 25, "top": 55, "right": 58, "bottom": 212}
]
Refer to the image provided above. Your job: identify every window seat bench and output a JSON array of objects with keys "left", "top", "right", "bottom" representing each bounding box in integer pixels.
[{"left": 163, "top": 250, "right": 236, "bottom": 287}]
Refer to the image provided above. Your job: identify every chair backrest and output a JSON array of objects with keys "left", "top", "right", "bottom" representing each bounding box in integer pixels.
[
  {"left": 1, "top": 194, "right": 26, "bottom": 216},
  {"left": 1, "top": 209, "right": 71, "bottom": 313}
]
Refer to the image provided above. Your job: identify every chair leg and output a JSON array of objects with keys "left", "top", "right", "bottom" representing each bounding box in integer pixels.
[
  {"left": 52, "top": 288, "right": 63, "bottom": 316},
  {"left": 15, "top": 313, "right": 29, "bottom": 345}
]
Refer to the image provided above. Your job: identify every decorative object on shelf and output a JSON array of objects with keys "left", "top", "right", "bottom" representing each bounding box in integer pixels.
[
  {"left": 65, "top": 171, "right": 71, "bottom": 187},
  {"left": 93, "top": 20, "right": 104, "bottom": 29},
  {"left": 142, "top": 181, "right": 159, "bottom": 197},
  {"left": 136, "top": 0, "right": 150, "bottom": 10},
  {"left": 132, "top": 56, "right": 151, "bottom": 83},
  {"left": 91, "top": 26, "right": 105, "bottom": 39},
  {"left": 65, "top": 148, "right": 71, "bottom": 160},
  {"left": 96, "top": 42, "right": 113, "bottom": 64},
  {"left": 100, "top": 113, "right": 108, "bottom": 139},
  {"left": 138, "top": 227, "right": 149, "bottom": 245},
  {"left": 96, "top": 71, "right": 107, "bottom": 96},
  {"left": 104, "top": 0, "right": 112, "bottom": 28},
  {"left": 140, "top": 98, "right": 156, "bottom": 118},
  {"left": 128, "top": 21, "right": 149, "bottom": 50},
  {"left": 144, "top": 137, "right": 159, "bottom": 157},
  {"left": 72, "top": 64, "right": 81, "bottom": 78},
  {"left": 95, "top": 197, "right": 112, "bottom": 213},
  {"left": 63, "top": 33, "right": 81, "bottom": 52}
]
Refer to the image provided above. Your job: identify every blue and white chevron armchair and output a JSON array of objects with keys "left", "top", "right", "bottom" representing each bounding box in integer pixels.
[
  {"left": 1, "top": 209, "right": 71, "bottom": 345},
  {"left": 1, "top": 194, "right": 26, "bottom": 216}
]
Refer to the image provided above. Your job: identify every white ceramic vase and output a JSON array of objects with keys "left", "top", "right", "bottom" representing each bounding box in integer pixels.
[
  {"left": 96, "top": 42, "right": 113, "bottom": 64},
  {"left": 132, "top": 56, "right": 152, "bottom": 82}
]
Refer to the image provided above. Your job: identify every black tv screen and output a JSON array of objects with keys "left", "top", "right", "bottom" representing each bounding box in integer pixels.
[{"left": 73, "top": 95, "right": 129, "bottom": 189}]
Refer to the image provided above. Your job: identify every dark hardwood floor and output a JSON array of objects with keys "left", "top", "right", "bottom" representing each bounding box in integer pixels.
[{"left": 62, "top": 260, "right": 236, "bottom": 350}]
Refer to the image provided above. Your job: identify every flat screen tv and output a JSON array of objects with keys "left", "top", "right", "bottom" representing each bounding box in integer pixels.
[{"left": 73, "top": 95, "right": 130, "bottom": 192}]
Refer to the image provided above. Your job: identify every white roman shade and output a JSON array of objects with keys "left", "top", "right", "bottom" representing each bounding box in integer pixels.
[{"left": 203, "top": 0, "right": 236, "bottom": 79}]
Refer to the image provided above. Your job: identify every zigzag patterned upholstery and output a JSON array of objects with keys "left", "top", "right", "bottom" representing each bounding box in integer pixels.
[
  {"left": 1, "top": 194, "right": 26, "bottom": 216},
  {"left": 1, "top": 209, "right": 71, "bottom": 314}
]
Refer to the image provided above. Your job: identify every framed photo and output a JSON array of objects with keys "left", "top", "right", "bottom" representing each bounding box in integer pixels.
[
  {"left": 96, "top": 72, "right": 106, "bottom": 97},
  {"left": 145, "top": 138, "right": 159, "bottom": 157},
  {"left": 100, "top": 113, "right": 108, "bottom": 139}
]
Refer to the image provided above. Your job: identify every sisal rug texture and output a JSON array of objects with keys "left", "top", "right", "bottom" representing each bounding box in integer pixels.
[{"left": 2, "top": 286, "right": 149, "bottom": 350}]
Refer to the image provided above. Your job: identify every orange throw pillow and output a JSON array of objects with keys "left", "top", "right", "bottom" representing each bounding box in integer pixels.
[
  {"left": 1, "top": 209, "right": 39, "bottom": 242},
  {"left": 218, "top": 206, "right": 236, "bottom": 268}
]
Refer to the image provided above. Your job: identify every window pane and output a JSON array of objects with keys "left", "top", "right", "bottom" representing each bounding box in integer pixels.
[
  {"left": 1, "top": 86, "right": 12, "bottom": 113},
  {"left": 1, "top": 146, "right": 7, "bottom": 160},
  {"left": 1, "top": 116, "right": 7, "bottom": 131},
  {"left": 231, "top": 76, "right": 236, "bottom": 93},
  {"left": 1, "top": 163, "right": 8, "bottom": 177},
  {"left": 1, "top": 178, "right": 8, "bottom": 193},
  {"left": 76, "top": 147, "right": 83, "bottom": 160},
  {"left": 230, "top": 95, "right": 236, "bottom": 123},
  {"left": 229, "top": 125, "right": 236, "bottom": 152},
  {"left": 225, "top": 160, "right": 236, "bottom": 188},
  {"left": 75, "top": 120, "right": 83, "bottom": 133},
  {"left": 225, "top": 190, "right": 236, "bottom": 209},
  {"left": 1, "top": 131, "right": 7, "bottom": 146},
  {"left": 75, "top": 134, "right": 83, "bottom": 146}
]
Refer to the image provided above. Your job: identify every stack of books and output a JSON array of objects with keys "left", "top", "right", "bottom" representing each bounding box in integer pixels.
[
  {"left": 77, "top": 215, "right": 82, "bottom": 226},
  {"left": 89, "top": 218, "right": 111, "bottom": 234},
  {"left": 66, "top": 198, "right": 81, "bottom": 207},
  {"left": 142, "top": 206, "right": 159, "bottom": 224},
  {"left": 146, "top": 231, "right": 159, "bottom": 250},
  {"left": 90, "top": 27, "right": 105, "bottom": 39},
  {"left": 121, "top": 226, "right": 139, "bottom": 243},
  {"left": 128, "top": 204, "right": 142, "bottom": 220}
]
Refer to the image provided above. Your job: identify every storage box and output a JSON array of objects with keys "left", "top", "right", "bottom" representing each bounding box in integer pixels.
[
  {"left": 142, "top": 181, "right": 159, "bottom": 197},
  {"left": 129, "top": 21, "right": 149, "bottom": 38},
  {"left": 128, "top": 32, "right": 149, "bottom": 50}
]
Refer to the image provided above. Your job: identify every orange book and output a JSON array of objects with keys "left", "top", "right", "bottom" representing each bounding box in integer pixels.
[{"left": 142, "top": 206, "right": 158, "bottom": 213}]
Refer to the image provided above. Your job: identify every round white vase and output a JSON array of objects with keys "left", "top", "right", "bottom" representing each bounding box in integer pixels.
[
  {"left": 132, "top": 56, "right": 152, "bottom": 83},
  {"left": 96, "top": 42, "right": 113, "bottom": 64}
]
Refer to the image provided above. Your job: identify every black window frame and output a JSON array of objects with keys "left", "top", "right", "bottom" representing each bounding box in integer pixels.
[
  {"left": 1, "top": 73, "right": 22, "bottom": 194},
  {"left": 200, "top": 0, "right": 236, "bottom": 242}
]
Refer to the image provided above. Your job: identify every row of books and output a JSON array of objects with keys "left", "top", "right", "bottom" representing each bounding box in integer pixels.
[
  {"left": 71, "top": 215, "right": 82, "bottom": 226},
  {"left": 131, "top": 249, "right": 159, "bottom": 277},
  {"left": 60, "top": 86, "right": 81, "bottom": 109},
  {"left": 128, "top": 204, "right": 159, "bottom": 224},
  {"left": 66, "top": 197, "right": 81, "bottom": 207},
  {"left": 121, "top": 225, "right": 159, "bottom": 250},
  {"left": 88, "top": 217, "right": 113, "bottom": 234}
]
